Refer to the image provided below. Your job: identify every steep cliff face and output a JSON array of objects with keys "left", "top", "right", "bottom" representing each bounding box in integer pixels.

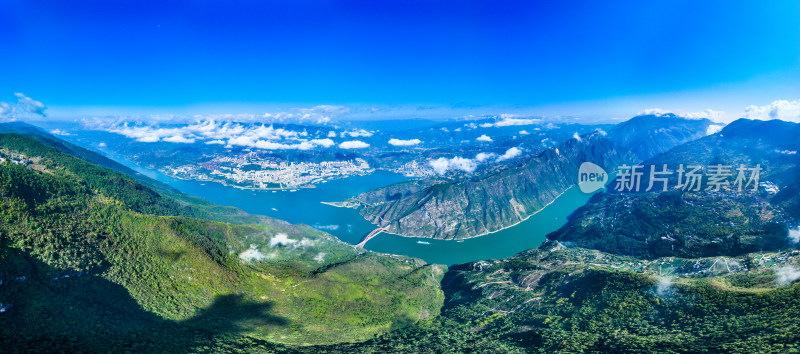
[
  {"left": 606, "top": 114, "right": 718, "bottom": 161},
  {"left": 352, "top": 132, "right": 637, "bottom": 239}
]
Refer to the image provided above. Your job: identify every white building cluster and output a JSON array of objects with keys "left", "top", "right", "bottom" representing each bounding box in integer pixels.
[{"left": 165, "top": 155, "right": 372, "bottom": 189}]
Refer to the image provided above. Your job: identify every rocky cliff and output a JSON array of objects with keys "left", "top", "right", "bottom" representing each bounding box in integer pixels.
[{"left": 349, "top": 132, "right": 637, "bottom": 239}]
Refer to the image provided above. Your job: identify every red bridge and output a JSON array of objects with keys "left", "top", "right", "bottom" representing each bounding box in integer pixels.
[{"left": 355, "top": 227, "right": 389, "bottom": 248}]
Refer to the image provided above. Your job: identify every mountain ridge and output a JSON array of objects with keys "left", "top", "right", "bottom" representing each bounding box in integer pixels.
[
  {"left": 344, "top": 114, "right": 717, "bottom": 240},
  {"left": 0, "top": 131, "right": 445, "bottom": 349},
  {"left": 345, "top": 132, "right": 635, "bottom": 239}
]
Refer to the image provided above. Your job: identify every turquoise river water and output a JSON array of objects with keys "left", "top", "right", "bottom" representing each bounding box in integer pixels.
[{"left": 109, "top": 154, "right": 601, "bottom": 265}]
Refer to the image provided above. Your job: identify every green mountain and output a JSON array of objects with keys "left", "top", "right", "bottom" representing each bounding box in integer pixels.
[
  {"left": 342, "top": 114, "right": 715, "bottom": 241},
  {"left": 344, "top": 132, "right": 636, "bottom": 240},
  {"left": 605, "top": 113, "right": 719, "bottom": 161},
  {"left": 4, "top": 120, "right": 800, "bottom": 352},
  {"left": 0, "top": 131, "right": 445, "bottom": 351},
  {"left": 322, "top": 243, "right": 800, "bottom": 353},
  {"left": 548, "top": 191, "right": 790, "bottom": 259},
  {"left": 549, "top": 119, "right": 800, "bottom": 259},
  {"left": 310, "top": 118, "right": 798, "bottom": 352}
]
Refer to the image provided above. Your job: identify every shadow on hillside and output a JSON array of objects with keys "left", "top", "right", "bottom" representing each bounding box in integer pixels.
[
  {"left": 0, "top": 243, "right": 289, "bottom": 352},
  {"left": 157, "top": 249, "right": 187, "bottom": 261},
  {"left": 180, "top": 293, "right": 289, "bottom": 333}
]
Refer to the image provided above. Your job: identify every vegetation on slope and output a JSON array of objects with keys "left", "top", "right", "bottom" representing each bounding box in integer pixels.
[
  {"left": 345, "top": 132, "right": 636, "bottom": 240},
  {"left": 315, "top": 244, "right": 800, "bottom": 353},
  {"left": 547, "top": 191, "right": 790, "bottom": 259},
  {"left": 0, "top": 133, "right": 445, "bottom": 351},
  {"left": 3, "top": 116, "right": 800, "bottom": 352}
]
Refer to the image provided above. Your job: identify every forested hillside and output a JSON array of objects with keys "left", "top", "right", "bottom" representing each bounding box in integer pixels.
[
  {"left": 0, "top": 133, "right": 444, "bottom": 351},
  {"left": 346, "top": 132, "right": 636, "bottom": 240},
  {"left": 2, "top": 124, "right": 800, "bottom": 353},
  {"left": 317, "top": 243, "right": 800, "bottom": 353}
]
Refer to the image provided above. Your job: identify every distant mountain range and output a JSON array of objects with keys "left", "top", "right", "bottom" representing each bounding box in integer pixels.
[
  {"left": 605, "top": 113, "right": 720, "bottom": 161},
  {"left": 345, "top": 114, "right": 717, "bottom": 240}
]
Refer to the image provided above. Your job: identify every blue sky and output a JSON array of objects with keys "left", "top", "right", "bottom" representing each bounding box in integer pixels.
[{"left": 2, "top": 0, "right": 800, "bottom": 121}]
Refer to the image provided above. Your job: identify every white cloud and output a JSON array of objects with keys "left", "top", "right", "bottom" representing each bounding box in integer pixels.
[
  {"left": 789, "top": 226, "right": 800, "bottom": 244},
  {"left": 492, "top": 117, "right": 541, "bottom": 127},
  {"left": 137, "top": 135, "right": 160, "bottom": 143},
  {"left": 296, "top": 105, "right": 348, "bottom": 124},
  {"left": 0, "top": 93, "right": 48, "bottom": 121},
  {"left": 776, "top": 265, "right": 800, "bottom": 286},
  {"left": 163, "top": 135, "right": 196, "bottom": 143},
  {"left": 572, "top": 132, "right": 582, "bottom": 142},
  {"left": 98, "top": 142, "right": 107, "bottom": 147},
  {"left": 327, "top": 131, "right": 337, "bottom": 138},
  {"left": 388, "top": 138, "right": 422, "bottom": 146},
  {"left": 684, "top": 109, "right": 725, "bottom": 120},
  {"left": 497, "top": 147, "right": 522, "bottom": 161},
  {"left": 13, "top": 93, "right": 47, "bottom": 117},
  {"left": 474, "top": 152, "right": 496, "bottom": 162},
  {"left": 314, "top": 252, "right": 327, "bottom": 263},
  {"left": 339, "top": 140, "right": 370, "bottom": 149},
  {"left": 640, "top": 108, "right": 725, "bottom": 121},
  {"left": 476, "top": 134, "right": 493, "bottom": 142},
  {"left": 777, "top": 149, "right": 798, "bottom": 155},
  {"left": 0, "top": 102, "right": 11, "bottom": 119},
  {"left": 98, "top": 120, "right": 343, "bottom": 150},
  {"left": 254, "top": 105, "right": 348, "bottom": 125},
  {"left": 519, "top": 130, "right": 530, "bottom": 135},
  {"left": 310, "top": 138, "right": 335, "bottom": 148},
  {"left": 706, "top": 124, "right": 724, "bottom": 135},
  {"left": 50, "top": 129, "right": 72, "bottom": 136},
  {"left": 476, "top": 114, "right": 541, "bottom": 128},
  {"left": 744, "top": 99, "right": 800, "bottom": 122},
  {"left": 655, "top": 277, "right": 674, "bottom": 296},
  {"left": 429, "top": 157, "right": 477, "bottom": 175},
  {"left": 269, "top": 233, "right": 297, "bottom": 248},
  {"left": 341, "top": 129, "right": 373, "bottom": 138},
  {"left": 239, "top": 244, "right": 267, "bottom": 262}
]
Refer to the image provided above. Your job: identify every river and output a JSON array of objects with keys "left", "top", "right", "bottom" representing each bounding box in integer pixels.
[{"left": 106, "top": 152, "right": 600, "bottom": 265}]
